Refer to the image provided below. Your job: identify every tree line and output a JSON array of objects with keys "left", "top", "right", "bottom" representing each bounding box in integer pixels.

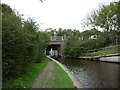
[
  {"left": 47, "top": 1, "right": 120, "bottom": 58},
  {"left": 66, "top": 1, "right": 120, "bottom": 58},
  {"left": 2, "top": 1, "right": 120, "bottom": 80},
  {"left": 2, "top": 4, "right": 50, "bottom": 81}
]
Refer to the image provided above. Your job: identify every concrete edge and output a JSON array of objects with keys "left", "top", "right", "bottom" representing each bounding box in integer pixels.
[
  {"left": 46, "top": 56, "right": 83, "bottom": 88},
  {"left": 78, "top": 53, "right": 120, "bottom": 64},
  {"left": 99, "top": 60, "right": 120, "bottom": 64},
  {"left": 80, "top": 53, "right": 120, "bottom": 58}
]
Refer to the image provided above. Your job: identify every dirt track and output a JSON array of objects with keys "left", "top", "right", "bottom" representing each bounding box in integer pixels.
[{"left": 32, "top": 60, "right": 54, "bottom": 88}]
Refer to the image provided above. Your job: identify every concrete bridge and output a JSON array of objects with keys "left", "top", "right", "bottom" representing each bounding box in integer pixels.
[{"left": 46, "top": 36, "right": 66, "bottom": 57}]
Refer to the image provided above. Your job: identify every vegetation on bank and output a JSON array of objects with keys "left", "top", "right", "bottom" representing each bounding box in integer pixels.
[
  {"left": 64, "top": 34, "right": 108, "bottom": 58},
  {"left": 45, "top": 1, "right": 120, "bottom": 58},
  {"left": 82, "top": 45, "right": 120, "bottom": 57},
  {"left": 2, "top": 4, "right": 50, "bottom": 83},
  {"left": 61, "top": 1, "right": 119, "bottom": 58},
  {"left": 41, "top": 61, "right": 76, "bottom": 88},
  {"left": 3, "top": 59, "right": 48, "bottom": 88},
  {"left": 2, "top": 1, "right": 120, "bottom": 88}
]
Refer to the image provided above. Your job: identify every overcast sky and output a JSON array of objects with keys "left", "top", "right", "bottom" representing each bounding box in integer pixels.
[{"left": 2, "top": 0, "right": 117, "bottom": 31}]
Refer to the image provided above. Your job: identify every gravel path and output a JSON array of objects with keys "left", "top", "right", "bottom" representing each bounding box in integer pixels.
[{"left": 32, "top": 60, "right": 54, "bottom": 88}]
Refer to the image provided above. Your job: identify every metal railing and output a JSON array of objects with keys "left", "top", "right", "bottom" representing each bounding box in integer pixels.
[
  {"left": 81, "top": 45, "right": 120, "bottom": 53},
  {"left": 50, "top": 36, "right": 67, "bottom": 41}
]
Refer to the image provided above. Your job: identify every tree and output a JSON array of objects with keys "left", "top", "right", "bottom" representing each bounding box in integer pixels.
[
  {"left": 80, "top": 28, "right": 102, "bottom": 40},
  {"left": 2, "top": 4, "right": 31, "bottom": 79},
  {"left": 64, "top": 31, "right": 108, "bottom": 58},
  {"left": 57, "top": 28, "right": 63, "bottom": 36},
  {"left": 83, "top": 1, "right": 120, "bottom": 31},
  {"left": 64, "top": 35, "right": 82, "bottom": 58},
  {"left": 33, "top": 31, "right": 50, "bottom": 63},
  {"left": 2, "top": 4, "right": 50, "bottom": 81}
]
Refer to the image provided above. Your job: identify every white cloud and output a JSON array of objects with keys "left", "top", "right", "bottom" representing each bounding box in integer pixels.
[{"left": 2, "top": 0, "right": 117, "bottom": 31}]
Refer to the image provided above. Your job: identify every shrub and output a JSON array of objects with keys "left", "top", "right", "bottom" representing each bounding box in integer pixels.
[
  {"left": 64, "top": 35, "right": 108, "bottom": 58},
  {"left": 2, "top": 4, "right": 50, "bottom": 81}
]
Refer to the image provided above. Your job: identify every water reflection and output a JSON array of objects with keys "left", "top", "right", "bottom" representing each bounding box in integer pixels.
[{"left": 59, "top": 58, "right": 119, "bottom": 88}]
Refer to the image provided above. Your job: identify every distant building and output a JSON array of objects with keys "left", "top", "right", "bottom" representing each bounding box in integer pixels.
[
  {"left": 89, "top": 35, "right": 98, "bottom": 39},
  {"left": 79, "top": 35, "right": 98, "bottom": 40}
]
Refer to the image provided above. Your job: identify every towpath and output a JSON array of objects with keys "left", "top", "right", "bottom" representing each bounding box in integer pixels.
[
  {"left": 32, "top": 60, "right": 54, "bottom": 88},
  {"left": 32, "top": 58, "right": 83, "bottom": 88}
]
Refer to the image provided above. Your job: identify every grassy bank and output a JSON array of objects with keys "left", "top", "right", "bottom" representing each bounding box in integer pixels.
[
  {"left": 82, "top": 45, "right": 120, "bottom": 57},
  {"left": 41, "top": 61, "right": 76, "bottom": 88},
  {"left": 3, "top": 59, "right": 48, "bottom": 88}
]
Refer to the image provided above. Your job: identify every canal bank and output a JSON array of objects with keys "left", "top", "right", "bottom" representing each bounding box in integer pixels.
[
  {"left": 79, "top": 53, "right": 120, "bottom": 64},
  {"left": 47, "top": 56, "right": 83, "bottom": 88},
  {"left": 32, "top": 59, "right": 76, "bottom": 88}
]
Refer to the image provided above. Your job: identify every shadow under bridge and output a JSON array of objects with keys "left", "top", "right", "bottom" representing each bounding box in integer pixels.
[{"left": 46, "top": 42, "right": 65, "bottom": 58}]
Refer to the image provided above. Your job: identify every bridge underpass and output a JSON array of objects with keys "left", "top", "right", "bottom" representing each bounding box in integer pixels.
[
  {"left": 46, "top": 44, "right": 61, "bottom": 56},
  {"left": 46, "top": 36, "right": 66, "bottom": 57}
]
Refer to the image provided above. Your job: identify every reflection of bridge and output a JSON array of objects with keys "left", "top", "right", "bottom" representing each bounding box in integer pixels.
[{"left": 46, "top": 36, "right": 67, "bottom": 57}]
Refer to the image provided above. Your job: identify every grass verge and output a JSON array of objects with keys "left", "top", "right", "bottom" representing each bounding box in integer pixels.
[
  {"left": 3, "top": 58, "right": 48, "bottom": 88},
  {"left": 83, "top": 45, "right": 120, "bottom": 57},
  {"left": 41, "top": 61, "right": 76, "bottom": 88}
]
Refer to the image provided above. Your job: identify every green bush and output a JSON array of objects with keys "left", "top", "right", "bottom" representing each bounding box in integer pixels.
[
  {"left": 2, "top": 4, "right": 50, "bottom": 81},
  {"left": 65, "top": 35, "right": 83, "bottom": 58},
  {"left": 65, "top": 35, "right": 108, "bottom": 58},
  {"left": 81, "top": 36, "right": 107, "bottom": 50}
]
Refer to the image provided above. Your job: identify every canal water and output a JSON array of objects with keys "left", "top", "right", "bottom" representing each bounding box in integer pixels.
[{"left": 59, "top": 58, "right": 119, "bottom": 88}]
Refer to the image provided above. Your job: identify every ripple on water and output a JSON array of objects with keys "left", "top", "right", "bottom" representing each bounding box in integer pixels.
[{"left": 59, "top": 58, "right": 119, "bottom": 88}]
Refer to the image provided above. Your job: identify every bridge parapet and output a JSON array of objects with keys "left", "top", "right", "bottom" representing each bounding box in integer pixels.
[{"left": 50, "top": 36, "right": 67, "bottom": 41}]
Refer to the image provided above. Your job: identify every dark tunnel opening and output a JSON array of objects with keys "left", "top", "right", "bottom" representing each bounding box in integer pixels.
[{"left": 46, "top": 44, "right": 61, "bottom": 56}]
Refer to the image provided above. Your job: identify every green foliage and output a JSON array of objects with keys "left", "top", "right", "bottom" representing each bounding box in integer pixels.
[
  {"left": 2, "top": 4, "right": 12, "bottom": 14},
  {"left": 80, "top": 28, "right": 102, "bottom": 40},
  {"left": 2, "top": 4, "right": 50, "bottom": 81},
  {"left": 81, "top": 37, "right": 107, "bottom": 50},
  {"left": 3, "top": 59, "right": 48, "bottom": 88},
  {"left": 83, "top": 45, "right": 120, "bottom": 57},
  {"left": 65, "top": 35, "right": 82, "bottom": 58},
  {"left": 65, "top": 35, "right": 108, "bottom": 58},
  {"left": 33, "top": 32, "right": 50, "bottom": 63},
  {"left": 83, "top": 1, "right": 119, "bottom": 31},
  {"left": 47, "top": 28, "right": 80, "bottom": 37},
  {"left": 82, "top": 1, "right": 120, "bottom": 45}
]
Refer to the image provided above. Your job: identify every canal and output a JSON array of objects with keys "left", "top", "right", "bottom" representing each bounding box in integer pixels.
[{"left": 59, "top": 58, "right": 119, "bottom": 88}]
